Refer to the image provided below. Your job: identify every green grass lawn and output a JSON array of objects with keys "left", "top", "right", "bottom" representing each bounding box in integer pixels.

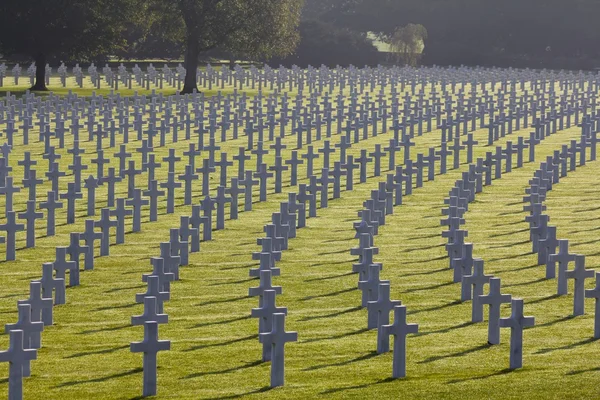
[
  {"left": 0, "top": 76, "right": 264, "bottom": 98},
  {"left": 0, "top": 78, "right": 598, "bottom": 399}
]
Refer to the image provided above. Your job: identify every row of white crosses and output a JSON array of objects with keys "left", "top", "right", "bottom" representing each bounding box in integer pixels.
[
  {"left": 439, "top": 105, "right": 596, "bottom": 366},
  {"left": 442, "top": 144, "right": 537, "bottom": 370},
  {"left": 346, "top": 67, "right": 600, "bottom": 375},
  {"left": 352, "top": 181, "right": 419, "bottom": 378},
  {"left": 347, "top": 109, "right": 541, "bottom": 375},
  {"left": 249, "top": 199, "right": 303, "bottom": 387},
  {"left": 0, "top": 67, "right": 596, "bottom": 396},
  {"left": 0, "top": 65, "right": 596, "bottom": 253},
  {"left": 2, "top": 62, "right": 600, "bottom": 94},
  {"left": 523, "top": 125, "right": 600, "bottom": 339},
  {"left": 0, "top": 67, "right": 596, "bottom": 268},
  {"left": 443, "top": 110, "right": 600, "bottom": 369}
]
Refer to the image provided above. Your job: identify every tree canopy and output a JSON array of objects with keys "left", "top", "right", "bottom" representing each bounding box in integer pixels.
[
  {"left": 309, "top": 0, "right": 600, "bottom": 69},
  {"left": 0, "top": 0, "right": 139, "bottom": 90},
  {"left": 152, "top": 0, "right": 303, "bottom": 93}
]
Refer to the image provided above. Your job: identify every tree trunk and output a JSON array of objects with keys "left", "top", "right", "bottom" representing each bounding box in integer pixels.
[
  {"left": 30, "top": 53, "right": 48, "bottom": 91},
  {"left": 182, "top": 36, "right": 199, "bottom": 94}
]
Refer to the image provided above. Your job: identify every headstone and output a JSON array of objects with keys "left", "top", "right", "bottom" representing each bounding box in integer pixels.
[
  {"left": 17, "top": 281, "right": 53, "bottom": 327},
  {"left": 0, "top": 211, "right": 24, "bottom": 261},
  {"left": 132, "top": 297, "right": 168, "bottom": 326},
  {"left": 548, "top": 239, "right": 576, "bottom": 293},
  {"left": 462, "top": 259, "right": 492, "bottom": 322},
  {"left": 251, "top": 290, "right": 288, "bottom": 361},
  {"left": 566, "top": 255, "right": 594, "bottom": 316},
  {"left": 499, "top": 299, "right": 535, "bottom": 370},
  {"left": 258, "top": 313, "right": 297, "bottom": 388},
  {"left": 585, "top": 272, "right": 600, "bottom": 339},
  {"left": 380, "top": 305, "right": 418, "bottom": 378},
  {"left": 130, "top": 321, "right": 170, "bottom": 397},
  {"left": 478, "top": 278, "right": 512, "bottom": 345},
  {"left": 0, "top": 330, "right": 37, "bottom": 400}
]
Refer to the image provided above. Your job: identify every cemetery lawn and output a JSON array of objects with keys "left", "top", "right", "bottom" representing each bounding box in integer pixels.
[
  {"left": 0, "top": 77, "right": 263, "bottom": 98},
  {"left": 0, "top": 84, "right": 599, "bottom": 399}
]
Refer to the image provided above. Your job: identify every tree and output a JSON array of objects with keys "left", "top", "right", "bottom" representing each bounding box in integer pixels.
[
  {"left": 387, "top": 24, "right": 427, "bottom": 66},
  {"left": 0, "top": 0, "right": 139, "bottom": 91},
  {"left": 268, "top": 20, "right": 379, "bottom": 68},
  {"left": 114, "top": 4, "right": 185, "bottom": 61},
  {"left": 159, "top": 0, "right": 302, "bottom": 93}
]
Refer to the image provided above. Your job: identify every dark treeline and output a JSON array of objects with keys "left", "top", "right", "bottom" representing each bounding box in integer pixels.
[
  {"left": 302, "top": 0, "right": 600, "bottom": 69},
  {"left": 2, "top": 0, "right": 599, "bottom": 90}
]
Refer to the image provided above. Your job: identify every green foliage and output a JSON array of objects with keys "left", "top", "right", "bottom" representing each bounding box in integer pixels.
[
  {"left": 385, "top": 24, "right": 427, "bottom": 66},
  {"left": 149, "top": 0, "right": 303, "bottom": 92},
  {"left": 269, "top": 20, "right": 380, "bottom": 68},
  {"left": 0, "top": 0, "right": 139, "bottom": 62},
  {"left": 312, "top": 0, "right": 600, "bottom": 68},
  {"left": 114, "top": 2, "right": 185, "bottom": 61}
]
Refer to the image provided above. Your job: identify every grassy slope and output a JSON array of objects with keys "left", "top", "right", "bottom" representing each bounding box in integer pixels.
[{"left": 0, "top": 80, "right": 597, "bottom": 399}]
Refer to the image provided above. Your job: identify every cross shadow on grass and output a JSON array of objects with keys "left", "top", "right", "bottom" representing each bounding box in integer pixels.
[
  {"left": 400, "top": 267, "right": 448, "bottom": 278},
  {"left": 489, "top": 227, "right": 529, "bottom": 238},
  {"left": 195, "top": 295, "right": 249, "bottom": 307},
  {"left": 566, "top": 366, "right": 600, "bottom": 376},
  {"left": 405, "top": 243, "right": 444, "bottom": 253},
  {"left": 320, "top": 377, "right": 396, "bottom": 394},
  {"left": 301, "top": 287, "right": 356, "bottom": 301},
  {"left": 304, "top": 271, "right": 355, "bottom": 282},
  {"left": 447, "top": 368, "right": 513, "bottom": 384},
  {"left": 310, "top": 259, "right": 353, "bottom": 268},
  {"left": 571, "top": 238, "right": 600, "bottom": 247},
  {"left": 504, "top": 277, "right": 546, "bottom": 288},
  {"left": 182, "top": 334, "right": 255, "bottom": 352},
  {"left": 299, "top": 306, "right": 362, "bottom": 322},
  {"left": 419, "top": 343, "right": 492, "bottom": 364},
  {"left": 488, "top": 251, "right": 532, "bottom": 262},
  {"left": 208, "top": 278, "right": 255, "bottom": 286},
  {"left": 408, "top": 300, "right": 462, "bottom": 316},
  {"left": 201, "top": 386, "right": 272, "bottom": 400},
  {"left": 78, "top": 324, "right": 131, "bottom": 335},
  {"left": 191, "top": 315, "right": 250, "bottom": 329},
  {"left": 404, "top": 255, "right": 448, "bottom": 265},
  {"left": 535, "top": 337, "right": 598, "bottom": 355},
  {"left": 497, "top": 210, "right": 523, "bottom": 216},
  {"left": 406, "top": 233, "right": 440, "bottom": 240},
  {"left": 318, "top": 248, "right": 351, "bottom": 256},
  {"left": 527, "top": 293, "right": 561, "bottom": 305},
  {"left": 54, "top": 367, "right": 143, "bottom": 388},
  {"left": 568, "top": 226, "right": 600, "bottom": 235},
  {"left": 488, "top": 241, "right": 530, "bottom": 250},
  {"left": 304, "top": 350, "right": 379, "bottom": 371},
  {"left": 403, "top": 281, "right": 455, "bottom": 294},
  {"left": 322, "top": 237, "right": 354, "bottom": 243},
  {"left": 219, "top": 263, "right": 258, "bottom": 271},
  {"left": 534, "top": 314, "right": 577, "bottom": 329},
  {"left": 416, "top": 321, "right": 475, "bottom": 337},
  {"left": 104, "top": 284, "right": 146, "bottom": 294},
  {"left": 506, "top": 264, "right": 540, "bottom": 273},
  {"left": 181, "top": 360, "right": 263, "bottom": 379},
  {"left": 303, "top": 327, "right": 369, "bottom": 344},
  {"left": 93, "top": 303, "right": 137, "bottom": 312},
  {"left": 65, "top": 344, "right": 130, "bottom": 359}
]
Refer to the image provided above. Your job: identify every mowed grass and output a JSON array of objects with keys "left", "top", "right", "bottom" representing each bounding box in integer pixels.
[
  {"left": 0, "top": 80, "right": 598, "bottom": 399},
  {"left": 0, "top": 76, "right": 263, "bottom": 98}
]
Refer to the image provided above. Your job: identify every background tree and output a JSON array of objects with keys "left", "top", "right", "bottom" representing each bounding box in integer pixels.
[
  {"left": 155, "top": 0, "right": 302, "bottom": 93},
  {"left": 114, "top": 4, "right": 185, "bottom": 61},
  {"left": 0, "top": 0, "right": 139, "bottom": 91},
  {"left": 314, "top": 0, "right": 600, "bottom": 69},
  {"left": 387, "top": 24, "right": 427, "bottom": 66},
  {"left": 268, "top": 20, "right": 379, "bottom": 68}
]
